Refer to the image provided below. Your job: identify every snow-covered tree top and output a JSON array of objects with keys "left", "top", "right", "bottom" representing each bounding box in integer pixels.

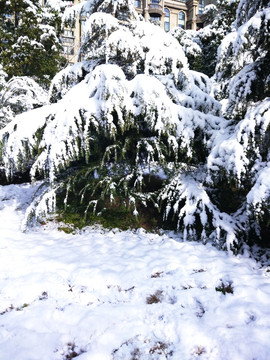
[
  {"left": 236, "top": 0, "right": 270, "bottom": 28},
  {"left": 63, "top": 0, "right": 139, "bottom": 28}
]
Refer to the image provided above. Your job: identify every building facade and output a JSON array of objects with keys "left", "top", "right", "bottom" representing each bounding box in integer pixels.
[
  {"left": 135, "top": 0, "right": 207, "bottom": 31},
  {"left": 59, "top": 0, "right": 216, "bottom": 63}
]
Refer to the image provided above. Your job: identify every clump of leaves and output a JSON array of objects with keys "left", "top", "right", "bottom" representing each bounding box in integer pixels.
[{"left": 215, "top": 281, "right": 234, "bottom": 295}]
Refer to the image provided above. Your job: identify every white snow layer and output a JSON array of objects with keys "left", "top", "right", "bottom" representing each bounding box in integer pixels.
[
  {"left": 0, "top": 183, "right": 270, "bottom": 360},
  {"left": 0, "top": 60, "right": 221, "bottom": 182},
  {"left": 207, "top": 98, "right": 270, "bottom": 181}
]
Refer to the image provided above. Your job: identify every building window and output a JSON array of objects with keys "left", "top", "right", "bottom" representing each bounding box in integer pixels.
[
  {"left": 149, "top": 0, "right": 161, "bottom": 11},
  {"left": 199, "top": 0, "right": 205, "bottom": 14},
  {"left": 164, "top": 8, "right": 170, "bottom": 32},
  {"left": 61, "top": 36, "right": 74, "bottom": 44},
  {"left": 63, "top": 29, "right": 74, "bottom": 37},
  {"left": 150, "top": 14, "right": 161, "bottom": 22},
  {"left": 134, "top": 0, "right": 141, "bottom": 8},
  {"left": 178, "top": 11, "right": 185, "bottom": 28},
  {"left": 63, "top": 45, "right": 74, "bottom": 55},
  {"left": 63, "top": 0, "right": 74, "bottom": 4}
]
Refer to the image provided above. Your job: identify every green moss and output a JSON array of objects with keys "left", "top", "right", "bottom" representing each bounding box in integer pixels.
[
  {"left": 57, "top": 212, "right": 87, "bottom": 230},
  {"left": 16, "top": 303, "right": 29, "bottom": 311},
  {"left": 57, "top": 199, "right": 161, "bottom": 232},
  {"left": 58, "top": 226, "right": 75, "bottom": 234}
]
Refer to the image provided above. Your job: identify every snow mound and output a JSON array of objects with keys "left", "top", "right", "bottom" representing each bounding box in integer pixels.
[{"left": 0, "top": 183, "right": 269, "bottom": 360}]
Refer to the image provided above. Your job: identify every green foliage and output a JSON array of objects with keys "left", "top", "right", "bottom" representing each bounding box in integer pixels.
[
  {"left": 170, "top": 28, "right": 204, "bottom": 73},
  {"left": 0, "top": 76, "right": 48, "bottom": 129},
  {"left": 203, "top": 4, "right": 218, "bottom": 24},
  {"left": 247, "top": 200, "right": 270, "bottom": 248},
  {"left": 197, "top": 30, "right": 223, "bottom": 77},
  {"left": 57, "top": 200, "right": 160, "bottom": 232},
  {"left": 215, "top": 281, "right": 234, "bottom": 295},
  {"left": 55, "top": 164, "right": 164, "bottom": 232},
  {"left": 0, "top": 0, "right": 65, "bottom": 87},
  {"left": 198, "top": 0, "right": 239, "bottom": 77},
  {"left": 207, "top": 170, "right": 250, "bottom": 214},
  {"left": 215, "top": 0, "right": 239, "bottom": 32},
  {"left": 171, "top": 1, "right": 239, "bottom": 77}
]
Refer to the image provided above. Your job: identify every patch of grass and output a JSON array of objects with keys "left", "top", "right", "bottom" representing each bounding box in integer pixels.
[
  {"left": 16, "top": 303, "right": 29, "bottom": 311},
  {"left": 149, "top": 341, "right": 174, "bottom": 357},
  {"left": 112, "top": 336, "right": 174, "bottom": 359},
  {"left": 146, "top": 290, "right": 163, "bottom": 304},
  {"left": 58, "top": 226, "right": 75, "bottom": 234},
  {"left": 130, "top": 347, "right": 140, "bottom": 360},
  {"left": 151, "top": 271, "right": 164, "bottom": 278},
  {"left": 56, "top": 196, "right": 162, "bottom": 232},
  {"left": 56, "top": 213, "right": 87, "bottom": 231},
  {"left": 0, "top": 304, "right": 14, "bottom": 315},
  {"left": 192, "top": 345, "right": 206, "bottom": 356},
  {"left": 64, "top": 342, "right": 85, "bottom": 360},
  {"left": 1, "top": 303, "right": 29, "bottom": 313}
]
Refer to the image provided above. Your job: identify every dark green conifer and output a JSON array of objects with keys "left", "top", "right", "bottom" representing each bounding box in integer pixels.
[{"left": 0, "top": 0, "right": 64, "bottom": 87}]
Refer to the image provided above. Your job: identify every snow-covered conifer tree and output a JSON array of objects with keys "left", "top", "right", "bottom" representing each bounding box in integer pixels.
[
  {"left": 208, "top": 0, "right": 270, "bottom": 247},
  {"left": 0, "top": 77, "right": 48, "bottom": 129},
  {"left": 0, "top": 66, "right": 12, "bottom": 128},
  {"left": 0, "top": 0, "right": 269, "bottom": 252},
  {"left": 171, "top": 0, "right": 239, "bottom": 77},
  {"left": 0, "top": 0, "right": 64, "bottom": 86}
]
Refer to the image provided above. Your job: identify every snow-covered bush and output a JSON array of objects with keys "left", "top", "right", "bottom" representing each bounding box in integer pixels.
[
  {"left": 208, "top": 0, "right": 270, "bottom": 247},
  {"left": 203, "top": 4, "right": 219, "bottom": 25},
  {"left": 214, "top": 0, "right": 239, "bottom": 33},
  {"left": 215, "top": 3, "right": 270, "bottom": 119},
  {"left": 0, "top": 77, "right": 48, "bottom": 129},
  {"left": 170, "top": 28, "right": 203, "bottom": 73},
  {"left": 171, "top": 0, "right": 239, "bottom": 77},
  {"left": 49, "top": 63, "right": 85, "bottom": 103},
  {"left": 0, "top": 66, "right": 12, "bottom": 128}
]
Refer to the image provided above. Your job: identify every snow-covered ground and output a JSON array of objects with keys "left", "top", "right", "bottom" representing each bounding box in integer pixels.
[{"left": 0, "top": 183, "right": 270, "bottom": 360}]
